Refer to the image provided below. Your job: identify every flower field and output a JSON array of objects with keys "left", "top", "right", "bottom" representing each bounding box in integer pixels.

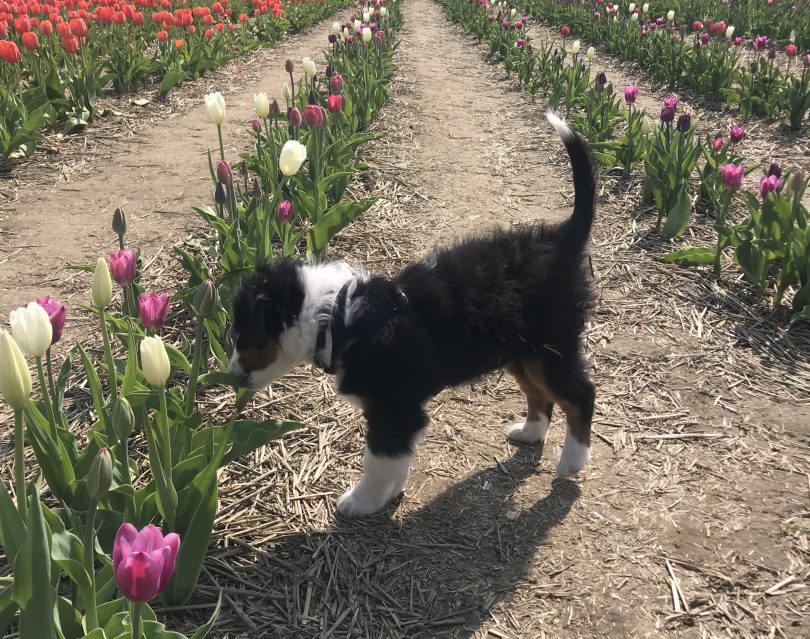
[{"left": 1, "top": 0, "right": 809, "bottom": 636}]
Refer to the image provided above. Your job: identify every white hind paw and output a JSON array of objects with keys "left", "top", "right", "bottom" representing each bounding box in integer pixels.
[
  {"left": 507, "top": 416, "right": 550, "bottom": 444},
  {"left": 556, "top": 436, "right": 590, "bottom": 478}
]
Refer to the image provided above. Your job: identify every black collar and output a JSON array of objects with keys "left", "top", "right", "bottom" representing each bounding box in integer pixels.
[{"left": 313, "top": 282, "right": 351, "bottom": 374}]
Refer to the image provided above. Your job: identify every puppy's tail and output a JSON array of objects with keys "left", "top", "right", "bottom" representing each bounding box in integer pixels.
[{"left": 546, "top": 112, "right": 596, "bottom": 247}]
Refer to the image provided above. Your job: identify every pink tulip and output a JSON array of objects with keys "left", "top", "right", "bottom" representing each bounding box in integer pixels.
[
  {"left": 36, "top": 296, "right": 66, "bottom": 344},
  {"left": 277, "top": 199, "right": 293, "bottom": 223},
  {"left": 623, "top": 85, "right": 638, "bottom": 104},
  {"left": 785, "top": 44, "right": 797, "bottom": 57},
  {"left": 719, "top": 163, "right": 744, "bottom": 189},
  {"left": 712, "top": 136, "right": 724, "bottom": 152},
  {"left": 330, "top": 72, "right": 344, "bottom": 94},
  {"left": 730, "top": 124, "right": 745, "bottom": 143},
  {"left": 663, "top": 95, "right": 679, "bottom": 110},
  {"left": 216, "top": 160, "right": 232, "bottom": 186},
  {"left": 759, "top": 174, "right": 783, "bottom": 199},
  {"left": 113, "top": 523, "right": 180, "bottom": 603},
  {"left": 109, "top": 250, "right": 137, "bottom": 287},
  {"left": 138, "top": 292, "right": 170, "bottom": 332}
]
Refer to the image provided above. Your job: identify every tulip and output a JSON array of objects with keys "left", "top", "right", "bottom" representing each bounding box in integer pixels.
[
  {"left": 92, "top": 257, "right": 113, "bottom": 309},
  {"left": 586, "top": 46, "right": 596, "bottom": 60},
  {"left": 113, "top": 395, "right": 135, "bottom": 443},
  {"left": 667, "top": 10, "right": 674, "bottom": 21},
  {"left": 333, "top": 21, "right": 341, "bottom": 32},
  {"left": 252, "top": 118, "right": 262, "bottom": 133},
  {"left": 767, "top": 163, "right": 781, "bottom": 179},
  {"left": 328, "top": 94, "right": 343, "bottom": 113},
  {"left": 215, "top": 182, "right": 227, "bottom": 205},
  {"left": 628, "top": 3, "right": 635, "bottom": 12},
  {"left": 254, "top": 92, "right": 270, "bottom": 118},
  {"left": 759, "top": 174, "right": 783, "bottom": 199},
  {"left": 660, "top": 105, "right": 675, "bottom": 123},
  {"left": 34, "top": 296, "right": 65, "bottom": 346},
  {"left": 282, "top": 82, "right": 293, "bottom": 102},
  {"left": 330, "top": 73, "right": 344, "bottom": 94},
  {"left": 785, "top": 44, "right": 797, "bottom": 57},
  {"left": 279, "top": 140, "right": 307, "bottom": 176},
  {"left": 676, "top": 114, "right": 691, "bottom": 133},
  {"left": 109, "top": 250, "right": 137, "bottom": 287},
  {"left": 277, "top": 199, "right": 293, "bottom": 223},
  {"left": 560, "top": 25, "right": 570, "bottom": 37},
  {"left": 216, "top": 160, "right": 232, "bottom": 186},
  {"left": 112, "top": 206, "right": 127, "bottom": 248},
  {"left": 270, "top": 100, "right": 280, "bottom": 117},
  {"left": 87, "top": 447, "right": 113, "bottom": 499},
  {"left": 204, "top": 92, "right": 226, "bottom": 126},
  {"left": 140, "top": 335, "right": 170, "bottom": 388},
  {"left": 303, "top": 104, "right": 323, "bottom": 127},
  {"left": 571, "top": 40, "right": 580, "bottom": 54},
  {"left": 725, "top": 26, "right": 734, "bottom": 39},
  {"left": 380, "top": 7, "right": 388, "bottom": 17},
  {"left": 302, "top": 56, "right": 317, "bottom": 77},
  {"left": 663, "top": 96, "right": 679, "bottom": 110},
  {"left": 328, "top": 33, "right": 337, "bottom": 44},
  {"left": 699, "top": 32, "right": 709, "bottom": 45},
  {"left": 630, "top": 12, "right": 638, "bottom": 21},
  {"left": 623, "top": 85, "right": 638, "bottom": 104},
  {"left": 10, "top": 303, "right": 52, "bottom": 358},
  {"left": 0, "top": 330, "right": 32, "bottom": 411},
  {"left": 192, "top": 279, "right": 219, "bottom": 318},
  {"left": 789, "top": 170, "right": 805, "bottom": 194},
  {"left": 730, "top": 124, "right": 745, "bottom": 143},
  {"left": 642, "top": 3, "right": 649, "bottom": 12},
  {"left": 719, "top": 163, "right": 744, "bottom": 189},
  {"left": 712, "top": 136, "right": 724, "bottom": 152},
  {"left": 139, "top": 292, "right": 170, "bottom": 332},
  {"left": 113, "top": 523, "right": 180, "bottom": 604},
  {"left": 692, "top": 20, "right": 702, "bottom": 30}
]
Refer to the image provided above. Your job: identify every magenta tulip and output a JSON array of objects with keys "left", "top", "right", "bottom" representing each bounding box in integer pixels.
[
  {"left": 36, "top": 295, "right": 66, "bottom": 344},
  {"left": 138, "top": 292, "right": 170, "bottom": 332},
  {"left": 719, "top": 163, "right": 744, "bottom": 189},
  {"left": 623, "top": 85, "right": 638, "bottom": 104},
  {"left": 712, "top": 136, "right": 724, "bottom": 152},
  {"left": 330, "top": 72, "right": 344, "bottom": 94},
  {"left": 108, "top": 250, "right": 137, "bottom": 287},
  {"left": 216, "top": 160, "right": 232, "bottom": 186},
  {"left": 277, "top": 199, "right": 293, "bottom": 223},
  {"left": 113, "top": 523, "right": 180, "bottom": 603},
  {"left": 730, "top": 124, "right": 745, "bottom": 143},
  {"left": 759, "top": 174, "right": 783, "bottom": 199},
  {"left": 663, "top": 95, "right": 679, "bottom": 110},
  {"left": 288, "top": 107, "right": 302, "bottom": 127}
]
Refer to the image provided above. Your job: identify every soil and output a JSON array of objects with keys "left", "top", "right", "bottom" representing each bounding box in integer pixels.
[{"left": 1, "top": 1, "right": 809, "bottom": 638}]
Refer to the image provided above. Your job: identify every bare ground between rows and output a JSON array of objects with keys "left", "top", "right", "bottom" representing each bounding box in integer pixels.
[{"left": 0, "top": 0, "right": 808, "bottom": 637}]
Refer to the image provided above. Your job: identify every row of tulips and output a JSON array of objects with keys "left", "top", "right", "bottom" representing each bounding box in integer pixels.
[
  {"left": 0, "top": 208, "right": 304, "bottom": 637},
  {"left": 501, "top": 0, "right": 810, "bottom": 130},
  {"left": 441, "top": 0, "right": 810, "bottom": 323},
  {"left": 0, "top": 0, "right": 353, "bottom": 160},
  {"left": 178, "top": 0, "right": 400, "bottom": 309}
]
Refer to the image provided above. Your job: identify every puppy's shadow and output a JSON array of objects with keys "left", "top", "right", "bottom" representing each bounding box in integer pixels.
[{"left": 239, "top": 447, "right": 581, "bottom": 637}]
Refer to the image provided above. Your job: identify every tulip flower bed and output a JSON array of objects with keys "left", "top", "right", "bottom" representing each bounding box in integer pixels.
[
  {"left": 0, "top": 0, "right": 354, "bottom": 161},
  {"left": 441, "top": 0, "right": 810, "bottom": 323},
  {"left": 179, "top": 0, "right": 400, "bottom": 306},
  {"left": 0, "top": 210, "right": 307, "bottom": 637},
  {"left": 470, "top": 0, "right": 810, "bottom": 130}
]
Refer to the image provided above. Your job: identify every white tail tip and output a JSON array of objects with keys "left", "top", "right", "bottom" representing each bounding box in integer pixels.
[{"left": 546, "top": 111, "right": 574, "bottom": 141}]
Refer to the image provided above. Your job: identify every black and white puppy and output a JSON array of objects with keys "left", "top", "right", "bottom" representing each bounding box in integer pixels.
[{"left": 229, "top": 113, "right": 596, "bottom": 517}]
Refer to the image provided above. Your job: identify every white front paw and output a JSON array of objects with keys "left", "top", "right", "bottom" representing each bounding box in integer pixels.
[
  {"left": 507, "top": 417, "right": 550, "bottom": 444},
  {"left": 557, "top": 437, "right": 590, "bottom": 478},
  {"left": 336, "top": 484, "right": 390, "bottom": 517}
]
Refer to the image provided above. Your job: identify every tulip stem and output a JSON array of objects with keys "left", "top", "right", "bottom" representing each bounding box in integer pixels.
[
  {"left": 36, "top": 356, "right": 58, "bottom": 440},
  {"left": 216, "top": 125, "right": 225, "bottom": 163},
  {"left": 131, "top": 602, "right": 142, "bottom": 639},
  {"left": 46, "top": 348, "right": 59, "bottom": 416},
  {"left": 14, "top": 409, "right": 27, "bottom": 521},
  {"left": 83, "top": 497, "right": 99, "bottom": 631},
  {"left": 119, "top": 438, "right": 136, "bottom": 522},
  {"left": 99, "top": 312, "right": 118, "bottom": 403},
  {"left": 158, "top": 387, "right": 173, "bottom": 481},
  {"left": 185, "top": 316, "right": 206, "bottom": 416}
]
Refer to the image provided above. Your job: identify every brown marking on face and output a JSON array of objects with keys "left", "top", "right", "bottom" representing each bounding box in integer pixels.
[{"left": 237, "top": 340, "right": 280, "bottom": 373}]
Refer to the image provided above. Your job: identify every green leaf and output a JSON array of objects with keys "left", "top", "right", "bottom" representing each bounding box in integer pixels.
[
  {"left": 189, "top": 593, "right": 222, "bottom": 639},
  {"left": 78, "top": 343, "right": 108, "bottom": 435},
  {"left": 660, "top": 247, "right": 716, "bottom": 267},
  {"left": 790, "top": 304, "right": 810, "bottom": 324},
  {"left": 121, "top": 334, "right": 139, "bottom": 395},
  {"left": 0, "top": 582, "right": 18, "bottom": 638},
  {"left": 24, "top": 401, "right": 76, "bottom": 505},
  {"left": 306, "top": 197, "right": 376, "bottom": 256},
  {"left": 47, "top": 509, "right": 92, "bottom": 591},
  {"left": 662, "top": 187, "right": 692, "bottom": 238},
  {"left": 0, "top": 479, "right": 26, "bottom": 562},
  {"left": 196, "top": 371, "right": 245, "bottom": 388},
  {"left": 190, "top": 418, "right": 303, "bottom": 466}
]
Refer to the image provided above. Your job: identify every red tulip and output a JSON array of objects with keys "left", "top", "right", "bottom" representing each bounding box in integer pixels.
[
  {"left": 14, "top": 16, "right": 31, "bottom": 33},
  {"left": 22, "top": 32, "right": 39, "bottom": 50},
  {"left": 61, "top": 36, "right": 79, "bottom": 53},
  {"left": 69, "top": 18, "right": 86, "bottom": 38},
  {"left": 174, "top": 38, "right": 184, "bottom": 50},
  {"left": 560, "top": 25, "right": 570, "bottom": 37},
  {"left": 39, "top": 19, "right": 54, "bottom": 36},
  {"left": 57, "top": 22, "right": 71, "bottom": 37},
  {"left": 330, "top": 73, "right": 344, "bottom": 94},
  {"left": 113, "top": 524, "right": 180, "bottom": 604},
  {"left": 785, "top": 44, "right": 797, "bottom": 57},
  {"left": 138, "top": 292, "right": 170, "bottom": 332},
  {"left": 303, "top": 104, "right": 323, "bottom": 127},
  {"left": 36, "top": 296, "right": 66, "bottom": 344},
  {"left": 157, "top": 30, "right": 168, "bottom": 41},
  {"left": 0, "top": 40, "right": 21, "bottom": 64},
  {"left": 109, "top": 250, "right": 137, "bottom": 286},
  {"left": 216, "top": 160, "right": 232, "bottom": 185},
  {"left": 327, "top": 94, "right": 343, "bottom": 113},
  {"left": 692, "top": 20, "right": 702, "bottom": 30}
]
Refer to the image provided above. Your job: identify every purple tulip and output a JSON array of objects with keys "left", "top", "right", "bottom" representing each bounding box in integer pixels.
[
  {"left": 730, "top": 124, "right": 745, "bottom": 143},
  {"left": 36, "top": 295, "right": 66, "bottom": 344},
  {"left": 289, "top": 107, "right": 302, "bottom": 127},
  {"left": 113, "top": 524, "right": 180, "bottom": 603},
  {"left": 676, "top": 114, "right": 691, "bottom": 132},
  {"left": 752, "top": 35, "right": 769, "bottom": 51},
  {"left": 109, "top": 250, "right": 137, "bottom": 287},
  {"left": 330, "top": 72, "right": 344, "bottom": 94},
  {"left": 660, "top": 105, "right": 676, "bottom": 123},
  {"left": 624, "top": 85, "right": 638, "bottom": 104},
  {"left": 277, "top": 200, "right": 293, "bottom": 223},
  {"left": 252, "top": 118, "right": 262, "bottom": 133},
  {"left": 516, "top": 37, "right": 525, "bottom": 47},
  {"left": 712, "top": 136, "right": 724, "bottom": 152},
  {"left": 663, "top": 95, "right": 680, "bottom": 110},
  {"left": 719, "top": 163, "right": 744, "bottom": 189},
  {"left": 699, "top": 32, "right": 709, "bottom": 45},
  {"left": 767, "top": 163, "right": 781, "bottom": 178},
  {"left": 759, "top": 174, "right": 783, "bottom": 199},
  {"left": 138, "top": 291, "right": 170, "bottom": 332},
  {"left": 328, "top": 33, "right": 337, "bottom": 44}
]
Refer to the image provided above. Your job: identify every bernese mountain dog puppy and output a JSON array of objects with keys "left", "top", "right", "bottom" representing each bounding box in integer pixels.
[{"left": 229, "top": 113, "right": 596, "bottom": 517}]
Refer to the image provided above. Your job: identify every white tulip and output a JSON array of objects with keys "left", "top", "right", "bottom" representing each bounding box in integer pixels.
[
  {"left": 140, "top": 335, "right": 171, "bottom": 388},
  {"left": 254, "top": 92, "right": 270, "bottom": 119},
  {"left": 725, "top": 26, "right": 735, "bottom": 39},
  {"left": 204, "top": 92, "right": 226, "bottom": 126},
  {"left": 10, "top": 303, "right": 52, "bottom": 358},
  {"left": 789, "top": 30, "right": 795, "bottom": 43},
  {"left": 510, "top": 8, "right": 516, "bottom": 17},
  {"left": 282, "top": 82, "right": 292, "bottom": 102},
  {"left": 587, "top": 46, "right": 596, "bottom": 60},
  {"left": 667, "top": 9, "right": 674, "bottom": 21},
  {"left": 628, "top": 3, "right": 635, "bottom": 12},
  {"left": 363, "top": 11, "right": 371, "bottom": 22},
  {"left": 91, "top": 257, "right": 112, "bottom": 310},
  {"left": 642, "top": 3, "right": 649, "bottom": 12},
  {"left": 380, "top": 7, "right": 387, "bottom": 16},
  {"left": 353, "top": 19, "right": 361, "bottom": 29},
  {"left": 302, "top": 56, "right": 317, "bottom": 78},
  {"left": 279, "top": 140, "right": 307, "bottom": 176},
  {"left": 343, "top": 26, "right": 349, "bottom": 38},
  {"left": 362, "top": 26, "right": 372, "bottom": 42},
  {"left": 613, "top": 15, "right": 617, "bottom": 22},
  {"left": 332, "top": 21, "right": 341, "bottom": 33},
  {"left": 571, "top": 40, "right": 580, "bottom": 54},
  {"left": 0, "top": 330, "right": 32, "bottom": 411},
  {"left": 630, "top": 12, "right": 638, "bottom": 21}
]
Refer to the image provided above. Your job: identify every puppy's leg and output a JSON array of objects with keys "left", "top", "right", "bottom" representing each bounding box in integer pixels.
[
  {"left": 506, "top": 360, "right": 553, "bottom": 444},
  {"left": 528, "top": 356, "right": 594, "bottom": 478},
  {"left": 337, "top": 403, "right": 426, "bottom": 518}
]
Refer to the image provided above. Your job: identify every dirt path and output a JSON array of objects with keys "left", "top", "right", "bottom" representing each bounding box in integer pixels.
[
  {"left": 0, "top": 17, "right": 344, "bottom": 320},
  {"left": 178, "top": 1, "right": 809, "bottom": 637}
]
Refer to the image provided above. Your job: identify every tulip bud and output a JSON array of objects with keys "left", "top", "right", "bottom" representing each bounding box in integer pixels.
[
  {"left": 216, "top": 160, "right": 232, "bottom": 186},
  {"left": 215, "top": 182, "right": 227, "bottom": 205},
  {"left": 289, "top": 107, "right": 302, "bottom": 127},
  {"left": 676, "top": 113, "right": 691, "bottom": 133},
  {"left": 192, "top": 279, "right": 219, "bottom": 319},
  {"left": 0, "top": 330, "right": 32, "bottom": 411},
  {"left": 252, "top": 118, "right": 262, "bottom": 133},
  {"left": 362, "top": 26, "right": 372, "bottom": 42},
  {"left": 112, "top": 207, "right": 127, "bottom": 237},
  {"left": 279, "top": 140, "right": 307, "bottom": 176},
  {"left": 768, "top": 163, "right": 782, "bottom": 179},
  {"left": 112, "top": 396, "right": 135, "bottom": 442},
  {"left": 92, "top": 257, "right": 113, "bottom": 309},
  {"left": 605, "top": 82, "right": 614, "bottom": 96},
  {"left": 330, "top": 73, "right": 344, "bottom": 94},
  {"left": 282, "top": 82, "right": 293, "bottom": 102},
  {"left": 789, "top": 170, "right": 806, "bottom": 194},
  {"left": 628, "top": 2, "right": 635, "bottom": 11},
  {"left": 270, "top": 99, "right": 280, "bottom": 117},
  {"left": 285, "top": 58, "right": 293, "bottom": 73},
  {"left": 87, "top": 448, "right": 113, "bottom": 499},
  {"left": 667, "top": 9, "right": 674, "bottom": 21},
  {"left": 302, "top": 56, "right": 316, "bottom": 77},
  {"left": 642, "top": 3, "right": 649, "bottom": 12},
  {"left": 586, "top": 46, "right": 595, "bottom": 60},
  {"left": 630, "top": 12, "right": 638, "bottom": 21},
  {"left": 332, "top": 21, "right": 341, "bottom": 33},
  {"left": 140, "top": 335, "right": 171, "bottom": 388},
  {"left": 204, "top": 92, "right": 226, "bottom": 126},
  {"left": 254, "top": 92, "right": 270, "bottom": 118},
  {"left": 571, "top": 40, "right": 580, "bottom": 54},
  {"left": 660, "top": 105, "right": 675, "bottom": 123},
  {"left": 277, "top": 199, "right": 293, "bottom": 223},
  {"left": 328, "top": 33, "right": 337, "bottom": 44},
  {"left": 725, "top": 25, "right": 734, "bottom": 39}
]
